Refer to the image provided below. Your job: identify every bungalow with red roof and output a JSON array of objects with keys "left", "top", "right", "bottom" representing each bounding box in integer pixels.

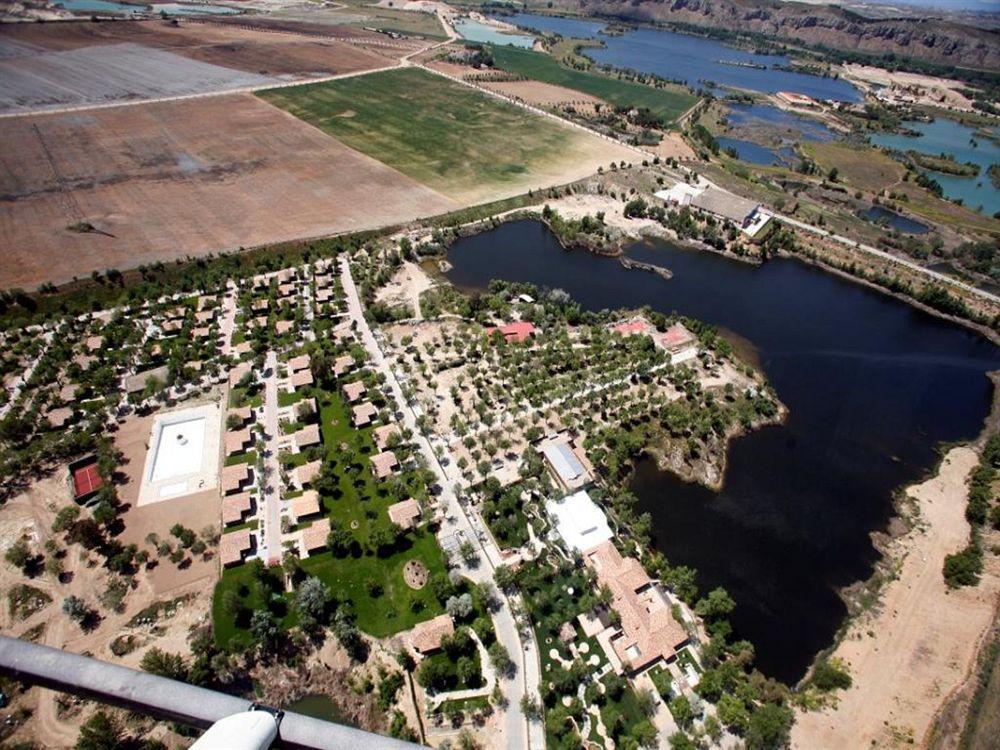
[
  {"left": 221, "top": 463, "right": 252, "bottom": 495},
  {"left": 220, "top": 529, "right": 254, "bottom": 567},
  {"left": 225, "top": 428, "right": 253, "bottom": 457},
  {"left": 275, "top": 320, "right": 295, "bottom": 336},
  {"left": 387, "top": 498, "right": 421, "bottom": 530},
  {"left": 291, "top": 490, "right": 322, "bottom": 521},
  {"left": 485, "top": 321, "right": 536, "bottom": 344},
  {"left": 411, "top": 614, "right": 455, "bottom": 656},
  {"left": 370, "top": 450, "right": 399, "bottom": 479},
  {"left": 290, "top": 369, "right": 314, "bottom": 390},
  {"left": 294, "top": 424, "right": 322, "bottom": 450},
  {"left": 288, "top": 355, "right": 310, "bottom": 372},
  {"left": 333, "top": 355, "right": 355, "bottom": 378},
  {"left": 301, "top": 518, "right": 331, "bottom": 556},
  {"left": 373, "top": 424, "right": 400, "bottom": 452},
  {"left": 342, "top": 380, "right": 366, "bottom": 403},
  {"left": 296, "top": 460, "right": 322, "bottom": 488},
  {"left": 352, "top": 402, "right": 378, "bottom": 428},
  {"left": 222, "top": 492, "right": 253, "bottom": 526}
]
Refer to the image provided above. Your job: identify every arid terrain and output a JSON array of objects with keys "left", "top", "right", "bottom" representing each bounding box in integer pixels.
[
  {"left": 0, "top": 19, "right": 402, "bottom": 114},
  {"left": 792, "top": 447, "right": 1000, "bottom": 749},
  {"left": 0, "top": 92, "right": 456, "bottom": 289}
]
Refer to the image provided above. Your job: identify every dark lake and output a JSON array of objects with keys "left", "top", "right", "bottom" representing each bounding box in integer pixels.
[
  {"left": 446, "top": 220, "right": 1000, "bottom": 683},
  {"left": 500, "top": 12, "right": 862, "bottom": 102},
  {"left": 860, "top": 205, "right": 931, "bottom": 234}
]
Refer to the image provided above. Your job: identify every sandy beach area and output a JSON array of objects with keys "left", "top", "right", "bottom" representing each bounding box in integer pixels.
[{"left": 791, "top": 446, "right": 1000, "bottom": 749}]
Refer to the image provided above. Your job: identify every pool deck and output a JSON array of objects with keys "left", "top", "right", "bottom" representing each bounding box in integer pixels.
[{"left": 137, "top": 401, "right": 223, "bottom": 506}]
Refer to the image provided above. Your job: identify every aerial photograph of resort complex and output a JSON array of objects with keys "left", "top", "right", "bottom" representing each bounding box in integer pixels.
[{"left": 1, "top": 0, "right": 1000, "bottom": 746}]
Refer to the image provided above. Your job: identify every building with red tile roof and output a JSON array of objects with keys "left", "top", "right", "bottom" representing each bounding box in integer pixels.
[
  {"left": 485, "top": 321, "right": 536, "bottom": 344},
  {"left": 387, "top": 498, "right": 421, "bottom": 529},
  {"left": 291, "top": 490, "right": 322, "bottom": 521},
  {"left": 302, "top": 518, "right": 331, "bottom": 554},
  {"left": 583, "top": 540, "right": 689, "bottom": 674},
  {"left": 220, "top": 529, "right": 253, "bottom": 567},
  {"left": 411, "top": 614, "right": 455, "bottom": 655},
  {"left": 222, "top": 492, "right": 253, "bottom": 526},
  {"left": 370, "top": 450, "right": 399, "bottom": 479}
]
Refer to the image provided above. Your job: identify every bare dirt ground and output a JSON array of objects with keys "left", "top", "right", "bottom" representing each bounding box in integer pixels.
[
  {"left": 791, "top": 446, "right": 1000, "bottom": 749},
  {"left": 113, "top": 406, "right": 220, "bottom": 595},
  {"left": 0, "top": 92, "right": 456, "bottom": 289},
  {"left": 0, "top": 18, "right": 404, "bottom": 70},
  {"left": 653, "top": 131, "right": 696, "bottom": 161},
  {"left": 0, "top": 460, "right": 217, "bottom": 747},
  {"left": 0, "top": 20, "right": 404, "bottom": 114},
  {"left": 375, "top": 261, "right": 435, "bottom": 319},
  {"left": 479, "top": 79, "right": 605, "bottom": 109},
  {"left": 841, "top": 64, "right": 976, "bottom": 112}
]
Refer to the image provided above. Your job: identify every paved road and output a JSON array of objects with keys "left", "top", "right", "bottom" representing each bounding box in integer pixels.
[
  {"left": 340, "top": 259, "right": 544, "bottom": 750},
  {"left": 219, "top": 281, "right": 238, "bottom": 358},
  {"left": 260, "top": 350, "right": 282, "bottom": 565}
]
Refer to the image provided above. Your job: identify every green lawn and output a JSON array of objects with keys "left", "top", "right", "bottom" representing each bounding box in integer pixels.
[
  {"left": 489, "top": 44, "right": 697, "bottom": 125},
  {"left": 258, "top": 67, "right": 602, "bottom": 201},
  {"left": 212, "top": 563, "right": 296, "bottom": 651},
  {"left": 301, "top": 528, "right": 446, "bottom": 637},
  {"left": 213, "top": 385, "right": 449, "bottom": 644}
]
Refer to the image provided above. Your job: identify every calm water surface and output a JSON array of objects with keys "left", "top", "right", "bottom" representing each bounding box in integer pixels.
[
  {"left": 446, "top": 220, "right": 999, "bottom": 682},
  {"left": 870, "top": 118, "right": 1000, "bottom": 216},
  {"left": 860, "top": 205, "right": 931, "bottom": 234},
  {"left": 500, "top": 12, "right": 862, "bottom": 102},
  {"left": 455, "top": 17, "right": 536, "bottom": 48}
]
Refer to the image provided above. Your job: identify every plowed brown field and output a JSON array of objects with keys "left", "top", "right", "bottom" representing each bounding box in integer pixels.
[{"left": 0, "top": 93, "right": 455, "bottom": 289}]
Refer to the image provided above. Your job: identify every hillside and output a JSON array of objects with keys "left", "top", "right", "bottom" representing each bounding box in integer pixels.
[{"left": 546, "top": 0, "right": 1000, "bottom": 71}]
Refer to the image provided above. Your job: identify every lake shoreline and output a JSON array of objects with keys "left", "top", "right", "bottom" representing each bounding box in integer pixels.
[{"left": 792, "top": 372, "right": 1000, "bottom": 746}]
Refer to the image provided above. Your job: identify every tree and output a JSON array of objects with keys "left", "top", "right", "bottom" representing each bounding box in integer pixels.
[
  {"left": 63, "top": 595, "right": 89, "bottom": 624},
  {"left": 5, "top": 537, "right": 33, "bottom": 572},
  {"left": 716, "top": 694, "right": 749, "bottom": 733},
  {"left": 53, "top": 505, "right": 81, "bottom": 533},
  {"left": 493, "top": 564, "right": 516, "bottom": 592},
  {"left": 695, "top": 587, "right": 736, "bottom": 621},
  {"left": 669, "top": 695, "right": 694, "bottom": 729},
  {"left": 140, "top": 648, "right": 188, "bottom": 681},
  {"left": 296, "top": 576, "right": 331, "bottom": 629},
  {"left": 745, "top": 703, "right": 793, "bottom": 750},
  {"left": 446, "top": 593, "right": 473, "bottom": 620},
  {"left": 520, "top": 693, "right": 542, "bottom": 720},
  {"left": 75, "top": 711, "right": 123, "bottom": 750},
  {"left": 250, "top": 609, "right": 279, "bottom": 649},
  {"left": 488, "top": 641, "right": 512, "bottom": 675}
]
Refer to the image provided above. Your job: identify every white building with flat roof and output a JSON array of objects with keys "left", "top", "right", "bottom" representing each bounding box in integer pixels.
[{"left": 546, "top": 490, "right": 613, "bottom": 553}]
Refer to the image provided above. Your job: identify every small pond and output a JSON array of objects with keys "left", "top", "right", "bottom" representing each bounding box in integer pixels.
[{"left": 859, "top": 205, "right": 931, "bottom": 234}]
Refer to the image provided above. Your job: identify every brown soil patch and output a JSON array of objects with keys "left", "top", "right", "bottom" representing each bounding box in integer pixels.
[
  {"left": 0, "top": 92, "right": 456, "bottom": 289},
  {"left": 0, "top": 19, "right": 402, "bottom": 74},
  {"left": 403, "top": 559, "right": 429, "bottom": 589},
  {"left": 653, "top": 131, "right": 696, "bottom": 161},
  {"left": 791, "top": 446, "right": 1000, "bottom": 749},
  {"left": 112, "top": 404, "right": 221, "bottom": 596},
  {"left": 482, "top": 80, "right": 605, "bottom": 109}
]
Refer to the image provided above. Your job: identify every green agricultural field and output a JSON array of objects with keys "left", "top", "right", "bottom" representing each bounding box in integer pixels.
[
  {"left": 259, "top": 67, "right": 627, "bottom": 203},
  {"left": 488, "top": 44, "right": 697, "bottom": 125}
]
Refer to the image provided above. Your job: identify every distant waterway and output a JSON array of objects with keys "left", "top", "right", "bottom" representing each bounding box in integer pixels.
[
  {"left": 870, "top": 118, "right": 1000, "bottom": 216},
  {"left": 859, "top": 205, "right": 930, "bottom": 234},
  {"left": 445, "top": 219, "right": 1000, "bottom": 683},
  {"left": 454, "top": 17, "right": 536, "bottom": 48},
  {"left": 54, "top": 0, "right": 239, "bottom": 13},
  {"left": 718, "top": 136, "right": 795, "bottom": 166},
  {"left": 498, "top": 12, "right": 862, "bottom": 102}
]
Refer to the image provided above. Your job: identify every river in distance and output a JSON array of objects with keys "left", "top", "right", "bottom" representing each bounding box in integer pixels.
[
  {"left": 445, "top": 220, "right": 1000, "bottom": 683},
  {"left": 499, "top": 12, "right": 862, "bottom": 102}
]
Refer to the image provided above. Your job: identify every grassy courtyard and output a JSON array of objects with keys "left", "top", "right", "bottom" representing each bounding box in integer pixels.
[
  {"left": 213, "top": 383, "right": 449, "bottom": 646},
  {"left": 489, "top": 44, "right": 697, "bottom": 125},
  {"left": 258, "top": 67, "right": 622, "bottom": 202}
]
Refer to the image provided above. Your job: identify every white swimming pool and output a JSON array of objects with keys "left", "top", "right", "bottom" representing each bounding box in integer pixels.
[{"left": 149, "top": 416, "right": 206, "bottom": 483}]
